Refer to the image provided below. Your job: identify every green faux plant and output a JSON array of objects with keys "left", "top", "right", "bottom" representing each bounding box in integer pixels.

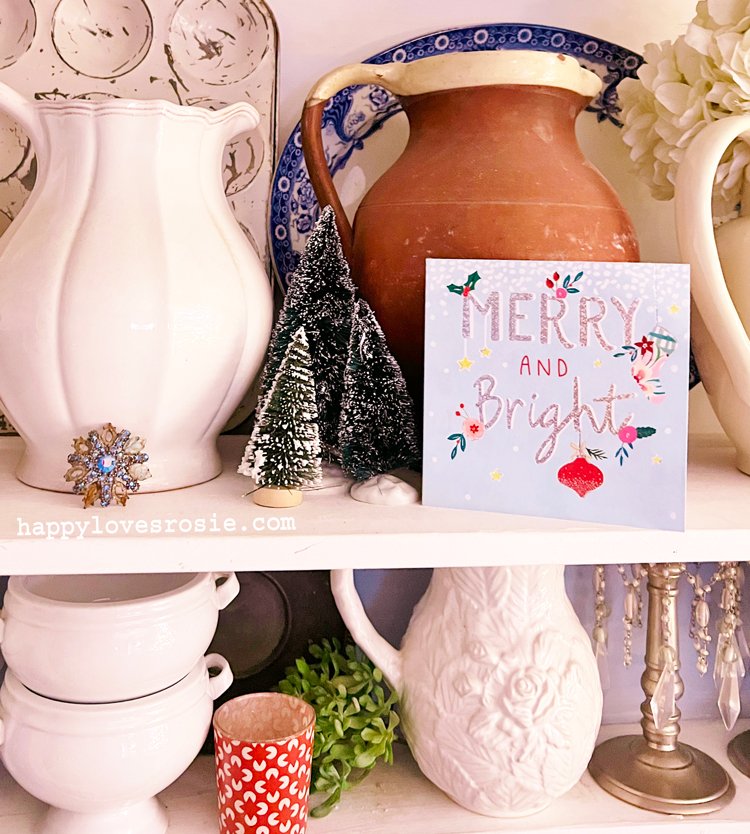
[{"left": 278, "top": 637, "right": 399, "bottom": 817}]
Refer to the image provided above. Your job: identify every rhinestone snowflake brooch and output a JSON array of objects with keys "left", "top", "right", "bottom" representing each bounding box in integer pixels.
[{"left": 65, "top": 423, "right": 151, "bottom": 508}]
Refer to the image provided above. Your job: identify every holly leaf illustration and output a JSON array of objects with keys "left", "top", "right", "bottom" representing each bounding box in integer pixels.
[
  {"left": 447, "top": 283, "right": 465, "bottom": 295},
  {"left": 567, "top": 287, "right": 580, "bottom": 294},
  {"left": 466, "top": 271, "right": 482, "bottom": 291},
  {"left": 637, "top": 427, "right": 656, "bottom": 438}
]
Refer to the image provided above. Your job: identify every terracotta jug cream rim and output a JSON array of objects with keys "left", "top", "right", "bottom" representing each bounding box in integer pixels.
[{"left": 306, "top": 50, "right": 601, "bottom": 107}]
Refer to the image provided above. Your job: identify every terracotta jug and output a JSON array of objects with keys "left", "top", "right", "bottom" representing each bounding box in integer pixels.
[
  {"left": 302, "top": 50, "right": 639, "bottom": 406},
  {"left": 331, "top": 565, "right": 602, "bottom": 817},
  {"left": 675, "top": 116, "right": 750, "bottom": 475}
]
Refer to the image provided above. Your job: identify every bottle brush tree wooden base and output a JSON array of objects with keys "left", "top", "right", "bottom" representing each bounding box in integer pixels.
[{"left": 252, "top": 486, "right": 303, "bottom": 508}]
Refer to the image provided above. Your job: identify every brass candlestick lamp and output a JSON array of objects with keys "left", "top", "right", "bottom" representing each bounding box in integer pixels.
[
  {"left": 589, "top": 563, "right": 736, "bottom": 814},
  {"left": 728, "top": 730, "right": 750, "bottom": 776}
]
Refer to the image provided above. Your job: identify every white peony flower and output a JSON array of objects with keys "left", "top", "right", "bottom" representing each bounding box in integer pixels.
[{"left": 622, "top": 4, "right": 750, "bottom": 219}]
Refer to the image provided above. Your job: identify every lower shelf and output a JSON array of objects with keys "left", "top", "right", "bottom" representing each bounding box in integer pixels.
[{"left": 2, "top": 719, "right": 749, "bottom": 833}]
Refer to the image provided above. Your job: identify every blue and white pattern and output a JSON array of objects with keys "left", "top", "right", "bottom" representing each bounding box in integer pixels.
[{"left": 269, "top": 23, "right": 700, "bottom": 389}]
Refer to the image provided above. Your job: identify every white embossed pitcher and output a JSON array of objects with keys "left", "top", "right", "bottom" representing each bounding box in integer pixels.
[
  {"left": 331, "top": 566, "right": 602, "bottom": 817},
  {"left": 0, "top": 82, "right": 273, "bottom": 491},
  {"left": 675, "top": 116, "right": 750, "bottom": 475}
]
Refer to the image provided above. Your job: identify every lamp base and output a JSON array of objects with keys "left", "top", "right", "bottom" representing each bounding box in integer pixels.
[
  {"left": 728, "top": 730, "right": 750, "bottom": 777},
  {"left": 589, "top": 735, "right": 735, "bottom": 815}
]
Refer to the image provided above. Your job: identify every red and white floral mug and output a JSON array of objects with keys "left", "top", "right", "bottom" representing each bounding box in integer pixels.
[{"left": 213, "top": 692, "right": 315, "bottom": 834}]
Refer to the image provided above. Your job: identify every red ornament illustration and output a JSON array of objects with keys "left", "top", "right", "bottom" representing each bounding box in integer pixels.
[{"left": 557, "top": 456, "right": 604, "bottom": 498}]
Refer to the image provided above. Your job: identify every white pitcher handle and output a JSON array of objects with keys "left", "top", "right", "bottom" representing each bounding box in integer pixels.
[
  {"left": 330, "top": 570, "right": 403, "bottom": 693},
  {"left": 213, "top": 102, "right": 260, "bottom": 146},
  {"left": 212, "top": 572, "right": 240, "bottom": 610},
  {"left": 0, "top": 80, "right": 47, "bottom": 164},
  {"left": 205, "top": 653, "right": 234, "bottom": 700},
  {"left": 675, "top": 115, "right": 750, "bottom": 400}
]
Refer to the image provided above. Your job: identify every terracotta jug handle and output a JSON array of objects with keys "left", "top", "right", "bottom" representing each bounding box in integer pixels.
[
  {"left": 301, "top": 62, "right": 407, "bottom": 262},
  {"left": 330, "top": 569, "right": 403, "bottom": 694},
  {"left": 675, "top": 115, "right": 750, "bottom": 400},
  {"left": 0, "top": 81, "right": 47, "bottom": 166}
]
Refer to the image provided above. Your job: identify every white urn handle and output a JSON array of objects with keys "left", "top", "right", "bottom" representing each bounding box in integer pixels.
[
  {"left": 212, "top": 572, "right": 240, "bottom": 610},
  {"left": 675, "top": 115, "right": 750, "bottom": 402},
  {"left": 0, "top": 80, "right": 48, "bottom": 164},
  {"left": 330, "top": 570, "right": 403, "bottom": 693},
  {"left": 206, "top": 653, "right": 234, "bottom": 700}
]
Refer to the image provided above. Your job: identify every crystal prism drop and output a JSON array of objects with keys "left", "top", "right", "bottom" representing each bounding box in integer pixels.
[
  {"left": 737, "top": 625, "right": 750, "bottom": 668},
  {"left": 714, "top": 633, "right": 728, "bottom": 688},
  {"left": 734, "top": 634, "right": 746, "bottom": 678},
  {"left": 650, "top": 663, "right": 676, "bottom": 731},
  {"left": 595, "top": 639, "right": 610, "bottom": 691},
  {"left": 718, "top": 667, "right": 741, "bottom": 731}
]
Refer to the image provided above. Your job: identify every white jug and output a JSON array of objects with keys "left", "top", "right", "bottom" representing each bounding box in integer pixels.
[
  {"left": 331, "top": 565, "right": 602, "bottom": 817},
  {"left": 0, "top": 82, "right": 273, "bottom": 491},
  {"left": 675, "top": 116, "right": 750, "bottom": 474}
]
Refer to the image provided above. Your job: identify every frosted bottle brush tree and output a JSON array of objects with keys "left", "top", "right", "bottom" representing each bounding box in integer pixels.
[
  {"left": 339, "top": 300, "right": 420, "bottom": 481},
  {"left": 621, "top": 0, "right": 750, "bottom": 221},
  {"left": 256, "top": 205, "right": 355, "bottom": 461},
  {"left": 239, "top": 327, "right": 322, "bottom": 505}
]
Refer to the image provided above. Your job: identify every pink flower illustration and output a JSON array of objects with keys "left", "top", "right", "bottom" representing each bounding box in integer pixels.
[
  {"left": 555, "top": 287, "right": 567, "bottom": 299},
  {"left": 463, "top": 418, "right": 485, "bottom": 440},
  {"left": 631, "top": 355, "right": 666, "bottom": 400},
  {"left": 618, "top": 425, "right": 638, "bottom": 444}
]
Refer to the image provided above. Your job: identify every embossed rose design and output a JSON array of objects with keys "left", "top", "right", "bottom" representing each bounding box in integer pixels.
[
  {"left": 470, "top": 631, "right": 579, "bottom": 751},
  {"left": 502, "top": 667, "right": 557, "bottom": 729}
]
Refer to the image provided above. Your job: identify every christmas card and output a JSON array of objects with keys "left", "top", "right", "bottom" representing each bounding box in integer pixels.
[{"left": 422, "top": 259, "right": 691, "bottom": 531}]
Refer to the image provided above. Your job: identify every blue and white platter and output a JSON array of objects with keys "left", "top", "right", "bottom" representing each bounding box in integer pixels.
[{"left": 269, "top": 22, "right": 700, "bottom": 388}]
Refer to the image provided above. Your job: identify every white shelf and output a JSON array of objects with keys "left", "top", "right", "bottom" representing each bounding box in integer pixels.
[
  {"left": 2, "top": 719, "right": 749, "bottom": 833},
  {"left": 0, "top": 435, "right": 749, "bottom": 575}
]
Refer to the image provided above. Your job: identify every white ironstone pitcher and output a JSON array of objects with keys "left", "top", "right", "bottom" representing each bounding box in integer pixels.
[
  {"left": 675, "top": 116, "right": 750, "bottom": 475},
  {"left": 0, "top": 82, "right": 273, "bottom": 491},
  {"left": 332, "top": 565, "right": 602, "bottom": 817}
]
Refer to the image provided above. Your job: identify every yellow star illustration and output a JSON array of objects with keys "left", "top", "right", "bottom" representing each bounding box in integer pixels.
[
  {"left": 593, "top": 358, "right": 602, "bottom": 368},
  {"left": 669, "top": 304, "right": 680, "bottom": 314},
  {"left": 457, "top": 356, "right": 474, "bottom": 371},
  {"left": 490, "top": 470, "right": 503, "bottom": 481},
  {"left": 480, "top": 346, "right": 492, "bottom": 358},
  {"left": 652, "top": 455, "right": 663, "bottom": 465}
]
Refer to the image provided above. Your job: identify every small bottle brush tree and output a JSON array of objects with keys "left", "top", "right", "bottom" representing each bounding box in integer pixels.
[
  {"left": 339, "top": 299, "right": 421, "bottom": 481},
  {"left": 243, "top": 327, "right": 322, "bottom": 506},
  {"left": 257, "top": 205, "right": 355, "bottom": 462}
]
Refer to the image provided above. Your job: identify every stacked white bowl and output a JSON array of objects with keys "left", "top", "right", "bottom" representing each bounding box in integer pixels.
[{"left": 0, "top": 572, "right": 238, "bottom": 834}]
